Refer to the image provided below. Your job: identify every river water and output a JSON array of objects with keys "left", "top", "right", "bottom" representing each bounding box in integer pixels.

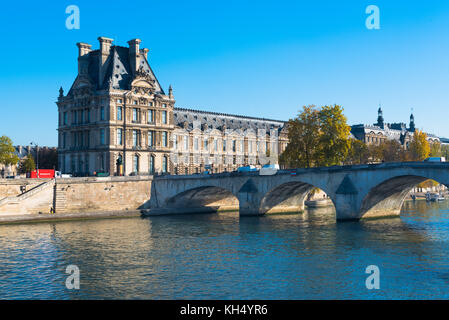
[{"left": 1, "top": 200, "right": 449, "bottom": 299}]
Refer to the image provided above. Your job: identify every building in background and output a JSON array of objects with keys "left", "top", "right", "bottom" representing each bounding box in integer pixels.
[
  {"left": 351, "top": 106, "right": 440, "bottom": 148},
  {"left": 57, "top": 37, "right": 287, "bottom": 176},
  {"left": 0, "top": 146, "right": 56, "bottom": 177},
  {"left": 172, "top": 108, "right": 288, "bottom": 174}
]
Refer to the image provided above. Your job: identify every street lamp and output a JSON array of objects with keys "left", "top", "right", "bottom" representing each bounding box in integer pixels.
[{"left": 30, "top": 141, "right": 39, "bottom": 178}]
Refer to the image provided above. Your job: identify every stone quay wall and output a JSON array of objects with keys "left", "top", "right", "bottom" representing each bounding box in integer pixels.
[
  {"left": 0, "top": 176, "right": 153, "bottom": 216},
  {"left": 54, "top": 176, "right": 153, "bottom": 213},
  {"left": 0, "top": 179, "right": 49, "bottom": 198}
]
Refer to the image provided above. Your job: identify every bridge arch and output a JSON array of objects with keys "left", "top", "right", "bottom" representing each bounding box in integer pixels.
[
  {"left": 360, "top": 174, "right": 447, "bottom": 219},
  {"left": 258, "top": 179, "right": 336, "bottom": 215},
  {"left": 163, "top": 185, "right": 239, "bottom": 214}
]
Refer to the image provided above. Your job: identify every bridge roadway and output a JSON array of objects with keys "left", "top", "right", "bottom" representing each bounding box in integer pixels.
[{"left": 146, "top": 162, "right": 449, "bottom": 221}]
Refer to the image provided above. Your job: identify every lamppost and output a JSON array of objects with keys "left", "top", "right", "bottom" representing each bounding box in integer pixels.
[{"left": 30, "top": 141, "right": 39, "bottom": 178}]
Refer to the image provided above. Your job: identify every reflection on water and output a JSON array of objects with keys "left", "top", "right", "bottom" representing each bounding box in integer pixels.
[{"left": 1, "top": 200, "right": 449, "bottom": 299}]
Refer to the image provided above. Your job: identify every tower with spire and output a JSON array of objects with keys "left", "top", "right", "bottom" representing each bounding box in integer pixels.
[
  {"left": 376, "top": 105, "right": 384, "bottom": 129},
  {"left": 409, "top": 110, "right": 415, "bottom": 132}
]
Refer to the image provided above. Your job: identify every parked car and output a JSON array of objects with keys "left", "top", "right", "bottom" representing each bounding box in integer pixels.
[
  {"left": 237, "top": 165, "right": 258, "bottom": 172},
  {"left": 259, "top": 164, "right": 280, "bottom": 176},
  {"left": 55, "top": 171, "right": 72, "bottom": 178},
  {"left": 424, "top": 157, "right": 446, "bottom": 162}
]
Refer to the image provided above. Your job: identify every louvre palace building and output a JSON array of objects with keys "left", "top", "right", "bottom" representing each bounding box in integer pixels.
[
  {"left": 57, "top": 37, "right": 288, "bottom": 176},
  {"left": 350, "top": 107, "right": 440, "bottom": 148}
]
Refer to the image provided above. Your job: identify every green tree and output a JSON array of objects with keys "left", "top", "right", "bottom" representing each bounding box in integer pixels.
[
  {"left": 316, "top": 105, "right": 352, "bottom": 167},
  {"left": 280, "top": 104, "right": 352, "bottom": 168},
  {"left": 429, "top": 142, "right": 442, "bottom": 157},
  {"left": 409, "top": 130, "right": 430, "bottom": 161},
  {"left": 347, "top": 139, "right": 369, "bottom": 164},
  {"left": 0, "top": 135, "right": 19, "bottom": 167},
  {"left": 280, "top": 105, "right": 321, "bottom": 168},
  {"left": 381, "top": 140, "right": 403, "bottom": 162},
  {"left": 442, "top": 144, "right": 449, "bottom": 159},
  {"left": 417, "top": 179, "right": 439, "bottom": 189},
  {"left": 18, "top": 155, "right": 36, "bottom": 174}
]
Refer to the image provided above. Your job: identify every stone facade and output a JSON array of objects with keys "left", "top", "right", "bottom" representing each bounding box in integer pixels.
[
  {"left": 351, "top": 107, "right": 440, "bottom": 148},
  {"left": 57, "top": 37, "right": 288, "bottom": 176},
  {"left": 172, "top": 108, "right": 288, "bottom": 174},
  {"left": 57, "top": 37, "right": 175, "bottom": 177}
]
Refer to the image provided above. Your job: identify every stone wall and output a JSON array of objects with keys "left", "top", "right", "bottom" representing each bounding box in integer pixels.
[
  {"left": 54, "top": 176, "right": 153, "bottom": 213},
  {"left": 0, "top": 180, "right": 55, "bottom": 216},
  {"left": 0, "top": 179, "right": 49, "bottom": 199}
]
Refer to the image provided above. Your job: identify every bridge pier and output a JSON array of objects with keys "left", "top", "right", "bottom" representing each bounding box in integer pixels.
[
  {"left": 238, "top": 193, "right": 263, "bottom": 216},
  {"left": 334, "top": 194, "right": 360, "bottom": 221}
]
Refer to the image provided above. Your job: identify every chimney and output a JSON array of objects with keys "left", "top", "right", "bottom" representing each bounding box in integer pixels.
[
  {"left": 76, "top": 42, "right": 92, "bottom": 75},
  {"left": 142, "top": 48, "right": 149, "bottom": 60},
  {"left": 98, "top": 37, "right": 114, "bottom": 87},
  {"left": 128, "top": 39, "right": 141, "bottom": 74}
]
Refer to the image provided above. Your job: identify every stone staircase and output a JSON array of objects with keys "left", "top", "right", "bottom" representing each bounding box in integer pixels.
[
  {"left": 54, "top": 185, "right": 67, "bottom": 213},
  {"left": 0, "top": 179, "right": 55, "bottom": 216}
]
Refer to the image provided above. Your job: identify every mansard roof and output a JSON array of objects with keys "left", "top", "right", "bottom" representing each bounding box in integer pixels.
[
  {"left": 68, "top": 45, "right": 164, "bottom": 95},
  {"left": 173, "top": 107, "right": 286, "bottom": 133}
]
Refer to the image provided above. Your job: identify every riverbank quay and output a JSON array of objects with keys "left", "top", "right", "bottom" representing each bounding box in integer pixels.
[{"left": 0, "top": 176, "right": 153, "bottom": 218}]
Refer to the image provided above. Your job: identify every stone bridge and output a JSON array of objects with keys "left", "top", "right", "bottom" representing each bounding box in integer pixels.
[{"left": 147, "top": 162, "right": 449, "bottom": 221}]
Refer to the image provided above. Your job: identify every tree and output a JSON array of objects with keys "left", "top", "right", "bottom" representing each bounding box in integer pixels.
[
  {"left": 380, "top": 140, "right": 403, "bottom": 162},
  {"left": 280, "top": 104, "right": 352, "bottom": 168},
  {"left": 280, "top": 105, "right": 321, "bottom": 168},
  {"left": 0, "top": 135, "right": 19, "bottom": 167},
  {"left": 409, "top": 130, "right": 430, "bottom": 161},
  {"left": 417, "top": 179, "right": 439, "bottom": 190},
  {"left": 316, "top": 105, "right": 352, "bottom": 167},
  {"left": 430, "top": 142, "right": 442, "bottom": 157},
  {"left": 347, "top": 139, "right": 369, "bottom": 164},
  {"left": 442, "top": 144, "right": 449, "bottom": 159},
  {"left": 18, "top": 155, "right": 36, "bottom": 174}
]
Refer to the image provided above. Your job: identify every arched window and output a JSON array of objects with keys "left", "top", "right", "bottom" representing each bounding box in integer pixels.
[
  {"left": 162, "top": 156, "right": 168, "bottom": 173},
  {"left": 133, "top": 154, "right": 139, "bottom": 174},
  {"left": 149, "top": 155, "right": 155, "bottom": 174},
  {"left": 99, "top": 154, "right": 104, "bottom": 172}
]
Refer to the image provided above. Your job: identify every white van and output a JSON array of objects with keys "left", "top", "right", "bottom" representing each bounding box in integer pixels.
[
  {"left": 424, "top": 157, "right": 446, "bottom": 162},
  {"left": 259, "top": 164, "right": 280, "bottom": 176},
  {"left": 55, "top": 171, "right": 72, "bottom": 178}
]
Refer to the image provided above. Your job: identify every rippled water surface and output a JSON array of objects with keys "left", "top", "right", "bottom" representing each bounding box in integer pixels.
[{"left": 1, "top": 200, "right": 449, "bottom": 299}]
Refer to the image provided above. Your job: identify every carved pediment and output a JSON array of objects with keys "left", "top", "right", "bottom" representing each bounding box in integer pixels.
[{"left": 130, "top": 66, "right": 157, "bottom": 94}]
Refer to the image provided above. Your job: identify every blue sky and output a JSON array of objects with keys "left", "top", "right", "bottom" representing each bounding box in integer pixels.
[{"left": 1, "top": 0, "right": 449, "bottom": 146}]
